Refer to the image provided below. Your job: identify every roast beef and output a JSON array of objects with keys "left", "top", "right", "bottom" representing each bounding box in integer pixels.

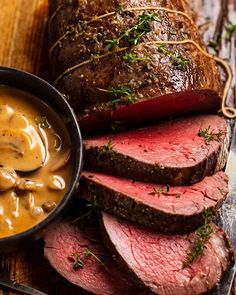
[
  {"left": 101, "top": 212, "right": 234, "bottom": 295},
  {"left": 49, "top": 0, "right": 221, "bottom": 133},
  {"left": 78, "top": 171, "right": 228, "bottom": 233},
  {"left": 84, "top": 114, "right": 227, "bottom": 185},
  {"left": 44, "top": 220, "right": 137, "bottom": 295}
]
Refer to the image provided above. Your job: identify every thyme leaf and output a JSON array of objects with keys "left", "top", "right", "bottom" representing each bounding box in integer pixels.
[
  {"left": 207, "top": 39, "right": 220, "bottom": 51},
  {"left": 226, "top": 23, "right": 236, "bottom": 36},
  {"left": 98, "top": 86, "right": 136, "bottom": 105},
  {"left": 110, "top": 86, "right": 135, "bottom": 104},
  {"left": 123, "top": 52, "right": 151, "bottom": 62},
  {"left": 198, "top": 126, "right": 226, "bottom": 144},
  {"left": 106, "top": 12, "right": 161, "bottom": 49},
  {"left": 69, "top": 254, "right": 84, "bottom": 270},
  {"left": 183, "top": 208, "right": 213, "bottom": 268},
  {"left": 157, "top": 44, "right": 189, "bottom": 70},
  {"left": 148, "top": 187, "right": 165, "bottom": 195}
]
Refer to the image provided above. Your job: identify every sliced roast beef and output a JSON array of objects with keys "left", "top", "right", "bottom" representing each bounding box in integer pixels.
[
  {"left": 49, "top": 0, "right": 221, "bottom": 133},
  {"left": 44, "top": 220, "right": 137, "bottom": 295},
  {"left": 84, "top": 114, "right": 227, "bottom": 185},
  {"left": 101, "top": 212, "right": 234, "bottom": 295},
  {"left": 79, "top": 171, "right": 228, "bottom": 233}
]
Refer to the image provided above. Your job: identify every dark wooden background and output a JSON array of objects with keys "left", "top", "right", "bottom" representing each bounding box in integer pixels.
[{"left": 0, "top": 0, "right": 235, "bottom": 294}]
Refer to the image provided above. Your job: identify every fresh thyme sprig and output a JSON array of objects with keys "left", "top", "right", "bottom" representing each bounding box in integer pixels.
[
  {"left": 123, "top": 52, "right": 151, "bottom": 62},
  {"left": 69, "top": 248, "right": 108, "bottom": 272},
  {"left": 157, "top": 44, "right": 189, "bottom": 70},
  {"left": 198, "top": 126, "right": 226, "bottom": 144},
  {"left": 148, "top": 185, "right": 181, "bottom": 198},
  {"left": 183, "top": 208, "right": 213, "bottom": 268},
  {"left": 106, "top": 12, "right": 161, "bottom": 49},
  {"left": 110, "top": 86, "right": 135, "bottom": 104},
  {"left": 98, "top": 86, "right": 136, "bottom": 105}
]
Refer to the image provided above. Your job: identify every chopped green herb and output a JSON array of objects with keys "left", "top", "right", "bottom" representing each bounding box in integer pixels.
[
  {"left": 106, "top": 12, "right": 161, "bottom": 49},
  {"left": 183, "top": 208, "right": 213, "bottom": 268},
  {"left": 157, "top": 44, "right": 189, "bottom": 70},
  {"left": 207, "top": 39, "right": 220, "bottom": 51},
  {"left": 69, "top": 254, "right": 84, "bottom": 270},
  {"left": 198, "top": 126, "right": 226, "bottom": 144},
  {"left": 226, "top": 23, "right": 236, "bottom": 36},
  {"left": 123, "top": 52, "right": 151, "bottom": 62},
  {"left": 35, "top": 116, "right": 50, "bottom": 129}
]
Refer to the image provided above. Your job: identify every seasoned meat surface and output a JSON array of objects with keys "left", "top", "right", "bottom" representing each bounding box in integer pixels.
[
  {"left": 49, "top": 0, "right": 221, "bottom": 132},
  {"left": 79, "top": 171, "right": 228, "bottom": 233},
  {"left": 84, "top": 115, "right": 227, "bottom": 185}
]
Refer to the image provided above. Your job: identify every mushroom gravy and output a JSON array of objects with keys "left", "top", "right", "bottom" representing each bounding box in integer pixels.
[{"left": 0, "top": 86, "right": 73, "bottom": 238}]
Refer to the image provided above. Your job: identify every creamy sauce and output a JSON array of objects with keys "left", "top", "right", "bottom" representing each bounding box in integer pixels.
[{"left": 0, "top": 87, "right": 73, "bottom": 238}]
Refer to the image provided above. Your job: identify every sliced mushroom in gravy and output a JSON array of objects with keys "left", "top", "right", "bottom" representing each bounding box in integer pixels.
[{"left": 0, "top": 87, "right": 73, "bottom": 238}]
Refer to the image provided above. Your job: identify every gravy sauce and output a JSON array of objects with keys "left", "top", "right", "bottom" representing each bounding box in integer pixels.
[{"left": 0, "top": 87, "right": 73, "bottom": 238}]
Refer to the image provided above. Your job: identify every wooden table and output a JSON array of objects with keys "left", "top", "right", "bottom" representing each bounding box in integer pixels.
[
  {"left": 0, "top": 1, "right": 83, "bottom": 294},
  {"left": 0, "top": 0, "right": 235, "bottom": 294}
]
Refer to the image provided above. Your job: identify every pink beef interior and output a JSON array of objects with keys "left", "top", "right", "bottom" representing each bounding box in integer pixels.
[
  {"left": 80, "top": 91, "right": 221, "bottom": 133},
  {"left": 102, "top": 212, "right": 231, "bottom": 295},
  {"left": 82, "top": 171, "right": 228, "bottom": 216},
  {"left": 44, "top": 222, "right": 135, "bottom": 295},
  {"left": 84, "top": 114, "right": 226, "bottom": 167}
]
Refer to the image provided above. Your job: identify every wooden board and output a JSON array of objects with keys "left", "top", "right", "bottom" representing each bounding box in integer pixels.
[{"left": 0, "top": 1, "right": 235, "bottom": 294}]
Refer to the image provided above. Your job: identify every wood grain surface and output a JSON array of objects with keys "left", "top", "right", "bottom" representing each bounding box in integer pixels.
[
  {"left": 0, "top": 1, "right": 84, "bottom": 294},
  {"left": 0, "top": 1, "right": 235, "bottom": 295}
]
